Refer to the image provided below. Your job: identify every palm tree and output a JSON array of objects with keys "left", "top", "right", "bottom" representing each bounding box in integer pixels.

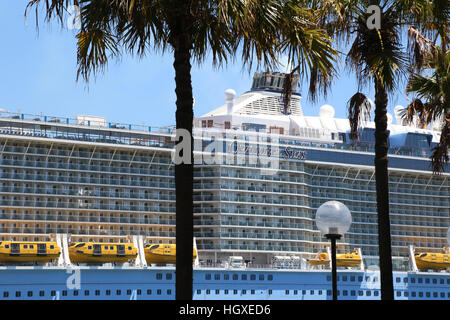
[
  {"left": 279, "top": 0, "right": 403, "bottom": 300},
  {"left": 343, "top": 0, "right": 448, "bottom": 300},
  {"left": 344, "top": 2, "right": 409, "bottom": 300},
  {"left": 26, "top": 0, "right": 338, "bottom": 299},
  {"left": 269, "top": 0, "right": 407, "bottom": 301}
]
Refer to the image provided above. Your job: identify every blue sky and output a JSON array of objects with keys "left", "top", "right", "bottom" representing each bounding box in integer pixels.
[{"left": 0, "top": 2, "right": 411, "bottom": 128}]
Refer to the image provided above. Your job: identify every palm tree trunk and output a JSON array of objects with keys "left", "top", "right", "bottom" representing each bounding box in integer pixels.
[
  {"left": 374, "top": 78, "right": 394, "bottom": 300},
  {"left": 169, "top": 12, "right": 194, "bottom": 300}
]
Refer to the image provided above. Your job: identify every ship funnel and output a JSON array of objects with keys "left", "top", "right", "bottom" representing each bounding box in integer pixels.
[{"left": 251, "top": 71, "right": 299, "bottom": 93}]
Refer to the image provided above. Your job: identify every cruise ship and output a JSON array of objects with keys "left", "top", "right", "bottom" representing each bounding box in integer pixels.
[{"left": 0, "top": 71, "right": 449, "bottom": 300}]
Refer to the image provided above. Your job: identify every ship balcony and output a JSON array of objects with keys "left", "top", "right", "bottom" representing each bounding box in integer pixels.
[
  {"left": 194, "top": 207, "right": 220, "bottom": 214},
  {"left": 193, "top": 195, "right": 221, "bottom": 201},
  {"left": 219, "top": 220, "right": 313, "bottom": 230},
  {"left": 218, "top": 185, "right": 305, "bottom": 194},
  {"left": 194, "top": 220, "right": 221, "bottom": 227},
  {"left": 3, "top": 189, "right": 178, "bottom": 201},
  {"left": 212, "top": 244, "right": 305, "bottom": 252},
  {"left": 6, "top": 214, "right": 176, "bottom": 225},
  {"left": 218, "top": 232, "right": 317, "bottom": 241},
  {"left": 218, "top": 208, "right": 312, "bottom": 218},
  {"left": 193, "top": 183, "right": 221, "bottom": 189},
  {"left": 194, "top": 231, "right": 220, "bottom": 238},
  {"left": 217, "top": 171, "right": 307, "bottom": 183},
  {"left": 0, "top": 172, "right": 176, "bottom": 187},
  {"left": 0, "top": 200, "right": 176, "bottom": 213},
  {"left": 5, "top": 228, "right": 176, "bottom": 237},
  {"left": 219, "top": 197, "right": 308, "bottom": 207}
]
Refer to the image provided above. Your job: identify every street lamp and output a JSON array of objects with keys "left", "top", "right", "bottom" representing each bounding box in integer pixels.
[{"left": 315, "top": 201, "right": 352, "bottom": 300}]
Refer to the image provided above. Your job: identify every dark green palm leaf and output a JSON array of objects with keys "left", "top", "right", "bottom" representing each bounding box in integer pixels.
[{"left": 347, "top": 92, "right": 372, "bottom": 140}]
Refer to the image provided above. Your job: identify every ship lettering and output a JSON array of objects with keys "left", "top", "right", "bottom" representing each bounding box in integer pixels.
[{"left": 282, "top": 147, "right": 306, "bottom": 160}]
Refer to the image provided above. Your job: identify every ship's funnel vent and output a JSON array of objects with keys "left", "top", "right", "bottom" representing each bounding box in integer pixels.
[{"left": 251, "top": 71, "right": 299, "bottom": 93}]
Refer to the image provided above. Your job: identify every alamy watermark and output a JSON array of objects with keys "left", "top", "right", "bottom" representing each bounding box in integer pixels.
[
  {"left": 172, "top": 128, "right": 283, "bottom": 175},
  {"left": 66, "top": 265, "right": 81, "bottom": 290},
  {"left": 48, "top": 266, "right": 81, "bottom": 300},
  {"left": 366, "top": 5, "right": 381, "bottom": 30}
]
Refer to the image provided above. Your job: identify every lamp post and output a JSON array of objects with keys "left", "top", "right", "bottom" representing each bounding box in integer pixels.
[{"left": 315, "top": 201, "right": 352, "bottom": 300}]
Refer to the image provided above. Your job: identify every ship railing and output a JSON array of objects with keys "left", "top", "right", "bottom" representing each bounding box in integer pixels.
[
  {"left": 0, "top": 111, "right": 175, "bottom": 134},
  {"left": 0, "top": 126, "right": 176, "bottom": 149},
  {"left": 0, "top": 111, "right": 438, "bottom": 159},
  {"left": 196, "top": 262, "right": 305, "bottom": 270},
  {"left": 0, "top": 227, "right": 177, "bottom": 238},
  {"left": 193, "top": 127, "right": 436, "bottom": 159},
  {"left": 0, "top": 123, "right": 435, "bottom": 161}
]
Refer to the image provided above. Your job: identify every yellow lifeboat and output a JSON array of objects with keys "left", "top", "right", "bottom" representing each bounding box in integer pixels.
[
  {"left": 0, "top": 241, "right": 60, "bottom": 262},
  {"left": 307, "top": 249, "right": 362, "bottom": 267},
  {"left": 414, "top": 252, "right": 450, "bottom": 271},
  {"left": 144, "top": 244, "right": 197, "bottom": 265},
  {"left": 307, "top": 252, "right": 330, "bottom": 266},
  {"left": 68, "top": 242, "right": 138, "bottom": 263}
]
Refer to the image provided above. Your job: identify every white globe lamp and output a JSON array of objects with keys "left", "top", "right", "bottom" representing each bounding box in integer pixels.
[{"left": 315, "top": 201, "right": 352, "bottom": 300}]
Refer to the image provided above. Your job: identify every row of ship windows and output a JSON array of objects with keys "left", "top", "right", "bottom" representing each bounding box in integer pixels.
[
  {"left": 204, "top": 274, "right": 273, "bottom": 281},
  {"left": 326, "top": 275, "right": 450, "bottom": 285},
  {"left": 154, "top": 273, "right": 275, "bottom": 281},
  {"left": 197, "top": 289, "right": 450, "bottom": 298},
  {"left": 2, "top": 289, "right": 171, "bottom": 298},
  {"left": 3, "top": 289, "right": 449, "bottom": 299},
  {"left": 200, "top": 274, "right": 450, "bottom": 285}
]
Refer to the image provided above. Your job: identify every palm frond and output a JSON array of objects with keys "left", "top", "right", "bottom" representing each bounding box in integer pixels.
[
  {"left": 402, "top": 98, "right": 433, "bottom": 128},
  {"left": 76, "top": 28, "right": 119, "bottom": 82},
  {"left": 26, "top": 0, "right": 76, "bottom": 26},
  {"left": 406, "top": 47, "right": 450, "bottom": 123},
  {"left": 346, "top": 5, "right": 407, "bottom": 94},
  {"left": 347, "top": 92, "right": 372, "bottom": 141},
  {"left": 407, "top": 25, "right": 433, "bottom": 72},
  {"left": 281, "top": 66, "right": 300, "bottom": 114},
  {"left": 431, "top": 116, "right": 450, "bottom": 173}
]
